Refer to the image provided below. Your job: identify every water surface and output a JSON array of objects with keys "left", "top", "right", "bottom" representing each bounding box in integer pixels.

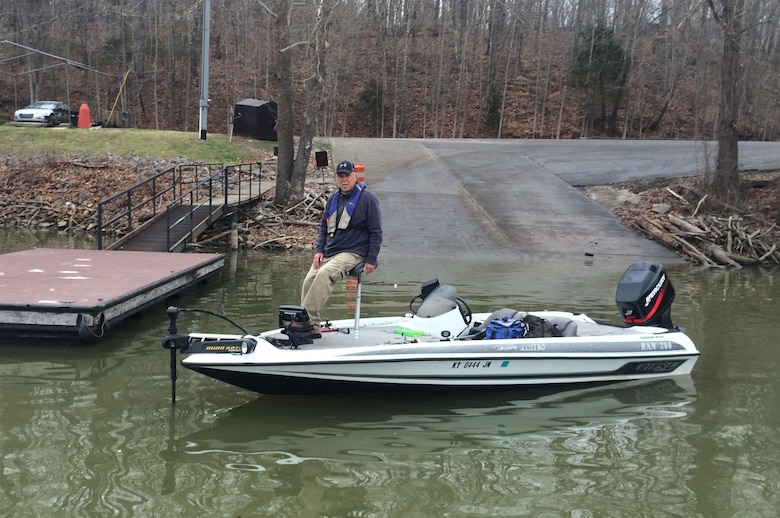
[{"left": 0, "top": 235, "right": 778, "bottom": 516}]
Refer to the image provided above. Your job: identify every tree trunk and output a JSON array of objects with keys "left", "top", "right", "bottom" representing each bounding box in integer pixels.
[
  {"left": 292, "top": 3, "right": 331, "bottom": 201},
  {"left": 271, "top": 3, "right": 296, "bottom": 208},
  {"left": 271, "top": 0, "right": 327, "bottom": 208},
  {"left": 709, "top": 0, "right": 744, "bottom": 206}
]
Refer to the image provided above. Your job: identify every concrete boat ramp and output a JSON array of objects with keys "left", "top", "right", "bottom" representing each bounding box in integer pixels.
[
  {"left": 332, "top": 138, "right": 780, "bottom": 263},
  {"left": 0, "top": 248, "right": 223, "bottom": 342}
]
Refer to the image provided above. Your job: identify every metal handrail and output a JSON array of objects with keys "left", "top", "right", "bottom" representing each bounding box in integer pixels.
[
  {"left": 161, "top": 162, "right": 263, "bottom": 251},
  {"left": 96, "top": 163, "right": 224, "bottom": 249},
  {"left": 98, "top": 162, "right": 262, "bottom": 251},
  {"left": 164, "top": 171, "right": 220, "bottom": 251}
]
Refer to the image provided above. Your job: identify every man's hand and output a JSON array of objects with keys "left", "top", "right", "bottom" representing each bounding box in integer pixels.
[
  {"left": 364, "top": 263, "right": 376, "bottom": 274},
  {"left": 312, "top": 252, "right": 324, "bottom": 269}
]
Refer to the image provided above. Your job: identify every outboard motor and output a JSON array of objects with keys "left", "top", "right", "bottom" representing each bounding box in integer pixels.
[{"left": 615, "top": 262, "right": 676, "bottom": 328}]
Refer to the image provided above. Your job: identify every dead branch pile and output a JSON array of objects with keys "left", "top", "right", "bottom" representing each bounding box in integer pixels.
[
  {"left": 616, "top": 178, "right": 780, "bottom": 268},
  {"left": 633, "top": 212, "right": 778, "bottom": 267},
  {"left": 193, "top": 182, "right": 334, "bottom": 251},
  {"left": 0, "top": 199, "right": 98, "bottom": 232},
  {"left": 0, "top": 154, "right": 188, "bottom": 235}
]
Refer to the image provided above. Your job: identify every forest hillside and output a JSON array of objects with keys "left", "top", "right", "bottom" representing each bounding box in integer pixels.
[{"left": 2, "top": 0, "right": 779, "bottom": 142}]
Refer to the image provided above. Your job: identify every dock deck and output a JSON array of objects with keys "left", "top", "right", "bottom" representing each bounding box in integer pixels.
[{"left": 0, "top": 248, "right": 224, "bottom": 342}]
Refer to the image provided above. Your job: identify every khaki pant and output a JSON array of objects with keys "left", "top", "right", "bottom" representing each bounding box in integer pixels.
[{"left": 300, "top": 252, "right": 364, "bottom": 328}]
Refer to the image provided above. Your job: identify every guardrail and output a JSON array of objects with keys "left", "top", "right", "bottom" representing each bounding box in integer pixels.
[{"left": 97, "top": 162, "right": 263, "bottom": 251}]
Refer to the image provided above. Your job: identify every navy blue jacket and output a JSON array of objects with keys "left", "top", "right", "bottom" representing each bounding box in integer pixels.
[{"left": 316, "top": 185, "right": 382, "bottom": 265}]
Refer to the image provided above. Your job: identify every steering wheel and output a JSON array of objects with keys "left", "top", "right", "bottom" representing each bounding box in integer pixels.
[
  {"left": 456, "top": 297, "right": 472, "bottom": 324},
  {"left": 409, "top": 295, "right": 422, "bottom": 316}
]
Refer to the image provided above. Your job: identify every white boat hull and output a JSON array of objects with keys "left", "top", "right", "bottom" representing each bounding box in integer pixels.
[
  {"left": 166, "top": 263, "right": 700, "bottom": 396},
  {"left": 179, "top": 311, "right": 699, "bottom": 394}
]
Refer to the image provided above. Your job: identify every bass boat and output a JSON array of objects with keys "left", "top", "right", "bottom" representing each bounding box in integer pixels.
[{"left": 162, "top": 262, "right": 700, "bottom": 396}]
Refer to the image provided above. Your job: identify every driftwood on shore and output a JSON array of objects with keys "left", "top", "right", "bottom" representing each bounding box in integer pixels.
[
  {"left": 627, "top": 184, "right": 779, "bottom": 268},
  {"left": 194, "top": 186, "right": 331, "bottom": 251},
  {"left": 0, "top": 200, "right": 98, "bottom": 232}
]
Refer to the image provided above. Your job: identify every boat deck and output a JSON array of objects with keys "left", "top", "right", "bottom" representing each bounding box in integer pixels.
[
  {"left": 256, "top": 316, "right": 646, "bottom": 352},
  {"left": 0, "top": 248, "right": 224, "bottom": 342}
]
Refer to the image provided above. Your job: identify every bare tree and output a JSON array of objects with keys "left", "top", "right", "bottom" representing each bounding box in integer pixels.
[
  {"left": 268, "top": 0, "right": 331, "bottom": 208},
  {"left": 707, "top": 0, "right": 744, "bottom": 205}
]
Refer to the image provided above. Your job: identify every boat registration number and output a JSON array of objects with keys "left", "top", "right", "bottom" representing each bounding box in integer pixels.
[{"left": 451, "top": 361, "right": 492, "bottom": 369}]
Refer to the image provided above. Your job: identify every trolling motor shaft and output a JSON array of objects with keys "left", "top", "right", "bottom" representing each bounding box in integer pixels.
[
  {"left": 161, "top": 307, "right": 190, "bottom": 404},
  {"left": 162, "top": 306, "right": 257, "bottom": 403}
]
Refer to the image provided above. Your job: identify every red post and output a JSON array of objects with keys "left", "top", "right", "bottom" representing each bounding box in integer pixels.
[
  {"left": 355, "top": 163, "right": 365, "bottom": 183},
  {"left": 77, "top": 103, "right": 91, "bottom": 128}
]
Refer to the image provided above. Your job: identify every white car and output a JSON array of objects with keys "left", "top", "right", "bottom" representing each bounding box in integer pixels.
[{"left": 13, "top": 101, "right": 71, "bottom": 126}]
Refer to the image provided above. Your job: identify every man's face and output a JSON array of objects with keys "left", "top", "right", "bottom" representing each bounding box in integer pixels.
[{"left": 337, "top": 171, "right": 357, "bottom": 192}]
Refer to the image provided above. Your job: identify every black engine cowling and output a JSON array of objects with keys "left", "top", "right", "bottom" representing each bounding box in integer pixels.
[{"left": 615, "top": 262, "right": 676, "bottom": 328}]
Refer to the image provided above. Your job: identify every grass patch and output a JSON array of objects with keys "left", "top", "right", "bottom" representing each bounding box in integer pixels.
[{"left": 0, "top": 126, "right": 277, "bottom": 164}]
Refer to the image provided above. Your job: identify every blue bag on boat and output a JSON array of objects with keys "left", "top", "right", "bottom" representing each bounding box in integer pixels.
[{"left": 485, "top": 317, "right": 526, "bottom": 339}]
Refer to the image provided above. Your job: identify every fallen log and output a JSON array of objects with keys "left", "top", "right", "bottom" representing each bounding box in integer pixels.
[
  {"left": 634, "top": 216, "right": 677, "bottom": 247},
  {"left": 668, "top": 214, "right": 705, "bottom": 234},
  {"left": 193, "top": 229, "right": 233, "bottom": 247},
  {"left": 669, "top": 233, "right": 718, "bottom": 267},
  {"left": 727, "top": 251, "right": 760, "bottom": 266},
  {"left": 635, "top": 215, "right": 715, "bottom": 266},
  {"left": 280, "top": 218, "right": 319, "bottom": 227},
  {"left": 252, "top": 237, "right": 288, "bottom": 249},
  {"left": 696, "top": 239, "right": 742, "bottom": 268}
]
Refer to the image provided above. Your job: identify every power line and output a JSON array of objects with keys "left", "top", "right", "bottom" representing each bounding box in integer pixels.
[{"left": 0, "top": 40, "right": 117, "bottom": 77}]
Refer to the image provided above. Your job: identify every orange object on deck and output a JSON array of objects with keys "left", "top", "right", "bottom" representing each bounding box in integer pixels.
[
  {"left": 355, "top": 163, "right": 365, "bottom": 183},
  {"left": 77, "top": 103, "right": 91, "bottom": 128}
]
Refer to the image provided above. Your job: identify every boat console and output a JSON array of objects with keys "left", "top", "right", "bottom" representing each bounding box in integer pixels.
[{"left": 412, "top": 279, "right": 473, "bottom": 324}]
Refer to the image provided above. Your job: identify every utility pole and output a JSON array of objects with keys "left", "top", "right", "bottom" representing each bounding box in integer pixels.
[{"left": 199, "top": 0, "right": 211, "bottom": 140}]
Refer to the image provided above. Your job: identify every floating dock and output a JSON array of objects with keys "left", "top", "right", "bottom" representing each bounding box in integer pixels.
[{"left": 0, "top": 248, "right": 224, "bottom": 342}]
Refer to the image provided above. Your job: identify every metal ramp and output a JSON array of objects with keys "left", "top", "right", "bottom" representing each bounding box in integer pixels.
[
  {"left": 109, "top": 205, "right": 224, "bottom": 252},
  {"left": 97, "top": 163, "right": 265, "bottom": 252}
]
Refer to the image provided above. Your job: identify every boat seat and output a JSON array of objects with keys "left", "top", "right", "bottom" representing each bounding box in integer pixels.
[
  {"left": 347, "top": 261, "right": 365, "bottom": 278},
  {"left": 546, "top": 317, "right": 578, "bottom": 337}
]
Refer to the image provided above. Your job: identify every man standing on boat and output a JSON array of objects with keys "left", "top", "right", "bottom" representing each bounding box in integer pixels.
[{"left": 300, "top": 160, "right": 383, "bottom": 338}]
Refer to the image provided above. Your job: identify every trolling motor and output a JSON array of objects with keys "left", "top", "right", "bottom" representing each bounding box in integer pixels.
[
  {"left": 278, "top": 305, "right": 314, "bottom": 348},
  {"left": 161, "top": 306, "right": 255, "bottom": 404},
  {"left": 615, "top": 262, "right": 676, "bottom": 329},
  {"left": 276, "top": 261, "right": 366, "bottom": 344},
  {"left": 161, "top": 307, "right": 192, "bottom": 404}
]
